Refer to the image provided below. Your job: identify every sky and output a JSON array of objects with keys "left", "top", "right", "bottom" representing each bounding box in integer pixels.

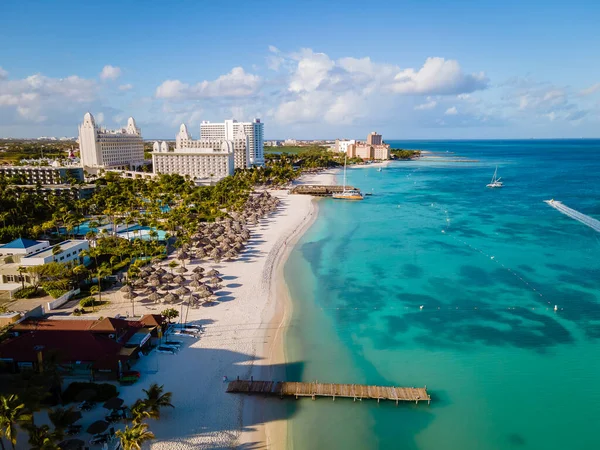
[{"left": 0, "top": 0, "right": 599, "bottom": 140}]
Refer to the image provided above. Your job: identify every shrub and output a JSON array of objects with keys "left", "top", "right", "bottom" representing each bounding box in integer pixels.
[
  {"left": 13, "top": 286, "right": 39, "bottom": 299},
  {"left": 62, "top": 382, "right": 119, "bottom": 404},
  {"left": 79, "top": 297, "right": 95, "bottom": 307},
  {"left": 45, "top": 288, "right": 69, "bottom": 299}
]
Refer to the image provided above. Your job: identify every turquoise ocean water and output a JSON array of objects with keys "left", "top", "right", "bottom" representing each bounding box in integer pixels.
[{"left": 283, "top": 140, "right": 600, "bottom": 450}]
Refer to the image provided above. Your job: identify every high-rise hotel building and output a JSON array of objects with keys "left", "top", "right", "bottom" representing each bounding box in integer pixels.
[
  {"left": 78, "top": 113, "right": 145, "bottom": 170},
  {"left": 200, "top": 119, "right": 264, "bottom": 167}
]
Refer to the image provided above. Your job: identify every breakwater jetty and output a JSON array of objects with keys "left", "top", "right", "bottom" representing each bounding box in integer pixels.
[{"left": 226, "top": 379, "right": 431, "bottom": 405}]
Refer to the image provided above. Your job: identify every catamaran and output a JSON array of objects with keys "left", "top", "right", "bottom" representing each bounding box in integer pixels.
[
  {"left": 333, "top": 155, "right": 364, "bottom": 200},
  {"left": 486, "top": 166, "right": 503, "bottom": 188}
]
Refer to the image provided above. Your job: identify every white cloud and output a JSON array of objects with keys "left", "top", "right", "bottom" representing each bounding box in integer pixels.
[
  {"left": 118, "top": 83, "right": 133, "bottom": 91},
  {"left": 0, "top": 73, "right": 97, "bottom": 122},
  {"left": 95, "top": 112, "right": 105, "bottom": 124},
  {"left": 155, "top": 67, "right": 261, "bottom": 100},
  {"left": 445, "top": 106, "right": 458, "bottom": 115},
  {"left": 268, "top": 45, "right": 280, "bottom": 54},
  {"left": 288, "top": 49, "right": 335, "bottom": 93},
  {"left": 581, "top": 83, "right": 600, "bottom": 96},
  {"left": 0, "top": 67, "right": 7, "bottom": 80},
  {"left": 415, "top": 98, "right": 437, "bottom": 110},
  {"left": 391, "top": 57, "right": 488, "bottom": 95},
  {"left": 156, "top": 80, "right": 187, "bottom": 99},
  {"left": 100, "top": 65, "right": 122, "bottom": 81}
]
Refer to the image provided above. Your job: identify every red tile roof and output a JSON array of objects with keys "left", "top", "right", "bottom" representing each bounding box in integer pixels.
[
  {"left": 12, "top": 319, "right": 95, "bottom": 332},
  {"left": 0, "top": 331, "right": 124, "bottom": 367},
  {"left": 139, "top": 314, "right": 164, "bottom": 327}
]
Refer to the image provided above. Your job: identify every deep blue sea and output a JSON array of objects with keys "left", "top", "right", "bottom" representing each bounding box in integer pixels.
[{"left": 283, "top": 140, "right": 600, "bottom": 449}]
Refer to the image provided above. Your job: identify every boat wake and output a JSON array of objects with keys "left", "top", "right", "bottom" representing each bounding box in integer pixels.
[{"left": 545, "top": 200, "right": 600, "bottom": 233}]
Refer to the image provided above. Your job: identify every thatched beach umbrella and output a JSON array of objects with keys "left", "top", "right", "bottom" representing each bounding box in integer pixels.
[
  {"left": 103, "top": 397, "right": 124, "bottom": 410},
  {"left": 133, "top": 278, "right": 146, "bottom": 287},
  {"left": 164, "top": 292, "right": 179, "bottom": 303},
  {"left": 175, "top": 266, "right": 188, "bottom": 274},
  {"left": 86, "top": 420, "right": 109, "bottom": 435},
  {"left": 162, "top": 273, "right": 174, "bottom": 281},
  {"left": 175, "top": 286, "right": 190, "bottom": 296},
  {"left": 192, "top": 266, "right": 205, "bottom": 274},
  {"left": 148, "top": 292, "right": 162, "bottom": 303},
  {"left": 173, "top": 275, "right": 186, "bottom": 285},
  {"left": 122, "top": 292, "right": 137, "bottom": 300},
  {"left": 191, "top": 273, "right": 204, "bottom": 282},
  {"left": 207, "top": 269, "right": 220, "bottom": 277},
  {"left": 120, "top": 285, "right": 134, "bottom": 293},
  {"left": 189, "top": 280, "right": 202, "bottom": 289},
  {"left": 58, "top": 438, "right": 85, "bottom": 450}
]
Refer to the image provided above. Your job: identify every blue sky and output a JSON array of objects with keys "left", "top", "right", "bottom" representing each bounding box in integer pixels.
[{"left": 0, "top": 0, "right": 599, "bottom": 139}]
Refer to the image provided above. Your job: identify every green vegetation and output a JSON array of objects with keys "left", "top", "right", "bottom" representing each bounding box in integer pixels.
[
  {"left": 0, "top": 140, "right": 75, "bottom": 164},
  {"left": 391, "top": 148, "right": 422, "bottom": 159},
  {"left": 78, "top": 297, "right": 95, "bottom": 307},
  {"left": 160, "top": 308, "right": 179, "bottom": 323},
  {"left": 264, "top": 144, "right": 329, "bottom": 155},
  {"left": 12, "top": 286, "right": 40, "bottom": 299}
]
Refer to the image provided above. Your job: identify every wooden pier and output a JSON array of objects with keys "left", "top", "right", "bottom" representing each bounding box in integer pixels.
[
  {"left": 226, "top": 379, "right": 431, "bottom": 405},
  {"left": 291, "top": 185, "right": 359, "bottom": 197}
]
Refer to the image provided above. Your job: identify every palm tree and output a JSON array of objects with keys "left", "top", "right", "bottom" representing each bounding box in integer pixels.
[
  {"left": 47, "top": 406, "right": 77, "bottom": 441},
  {"left": 51, "top": 245, "right": 62, "bottom": 261},
  {"left": 90, "top": 265, "right": 112, "bottom": 310},
  {"left": 17, "top": 266, "right": 27, "bottom": 289},
  {"left": 130, "top": 400, "right": 151, "bottom": 425},
  {"left": 141, "top": 384, "right": 174, "bottom": 419},
  {"left": 115, "top": 423, "right": 155, "bottom": 450},
  {"left": 24, "top": 424, "right": 60, "bottom": 450},
  {"left": 0, "top": 394, "right": 32, "bottom": 450}
]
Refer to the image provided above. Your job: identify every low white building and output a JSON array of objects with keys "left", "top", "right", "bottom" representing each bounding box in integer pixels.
[
  {"left": 19, "top": 240, "right": 89, "bottom": 267},
  {"left": 78, "top": 113, "right": 145, "bottom": 170},
  {"left": 334, "top": 139, "right": 356, "bottom": 153},
  {"left": 0, "top": 239, "right": 89, "bottom": 292},
  {"left": 0, "top": 238, "right": 50, "bottom": 257},
  {"left": 152, "top": 138, "right": 234, "bottom": 183}
]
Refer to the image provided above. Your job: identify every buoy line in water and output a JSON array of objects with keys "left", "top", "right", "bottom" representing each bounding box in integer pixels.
[
  {"left": 545, "top": 200, "right": 600, "bottom": 233},
  {"left": 426, "top": 202, "right": 545, "bottom": 300}
]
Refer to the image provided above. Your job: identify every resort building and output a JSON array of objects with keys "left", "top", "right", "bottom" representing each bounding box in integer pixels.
[
  {"left": 0, "top": 237, "right": 49, "bottom": 257},
  {"left": 152, "top": 133, "right": 235, "bottom": 183},
  {"left": 0, "top": 315, "right": 166, "bottom": 379},
  {"left": 367, "top": 132, "right": 383, "bottom": 145},
  {"left": 0, "top": 239, "right": 89, "bottom": 292},
  {"left": 347, "top": 143, "right": 390, "bottom": 161},
  {"left": 0, "top": 165, "right": 84, "bottom": 185},
  {"left": 334, "top": 139, "right": 356, "bottom": 153},
  {"left": 78, "top": 113, "right": 145, "bottom": 170},
  {"left": 200, "top": 119, "right": 264, "bottom": 166}
]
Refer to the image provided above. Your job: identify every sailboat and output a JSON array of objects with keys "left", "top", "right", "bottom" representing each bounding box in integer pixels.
[
  {"left": 486, "top": 166, "right": 503, "bottom": 188},
  {"left": 332, "top": 155, "right": 364, "bottom": 200}
]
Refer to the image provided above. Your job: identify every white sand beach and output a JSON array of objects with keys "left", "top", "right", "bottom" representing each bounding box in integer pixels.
[{"left": 95, "top": 170, "right": 338, "bottom": 449}]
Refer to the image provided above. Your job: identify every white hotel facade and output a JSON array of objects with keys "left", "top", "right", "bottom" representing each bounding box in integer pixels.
[
  {"left": 78, "top": 113, "right": 145, "bottom": 170},
  {"left": 152, "top": 124, "right": 235, "bottom": 183},
  {"left": 200, "top": 119, "right": 264, "bottom": 167}
]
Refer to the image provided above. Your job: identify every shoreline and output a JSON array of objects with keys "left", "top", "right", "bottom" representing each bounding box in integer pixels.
[
  {"left": 91, "top": 170, "right": 339, "bottom": 450},
  {"left": 242, "top": 169, "right": 336, "bottom": 448}
]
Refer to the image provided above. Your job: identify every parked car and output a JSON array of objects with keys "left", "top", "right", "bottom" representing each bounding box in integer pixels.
[{"left": 157, "top": 346, "right": 177, "bottom": 354}]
